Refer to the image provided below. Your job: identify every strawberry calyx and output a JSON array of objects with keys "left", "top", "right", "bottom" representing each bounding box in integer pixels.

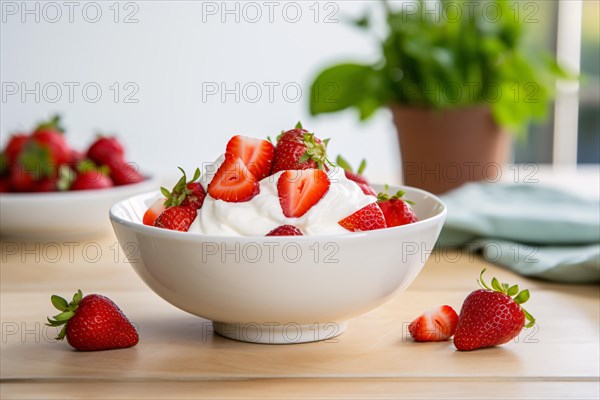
[
  {"left": 161, "top": 167, "right": 201, "bottom": 207},
  {"left": 297, "top": 132, "right": 332, "bottom": 170},
  {"left": 336, "top": 155, "right": 367, "bottom": 175},
  {"left": 46, "top": 289, "right": 83, "bottom": 340},
  {"left": 477, "top": 268, "right": 536, "bottom": 328},
  {"left": 34, "top": 114, "right": 65, "bottom": 134},
  {"left": 377, "top": 184, "right": 415, "bottom": 205},
  {"left": 77, "top": 159, "right": 110, "bottom": 176},
  {"left": 17, "top": 141, "right": 55, "bottom": 180}
]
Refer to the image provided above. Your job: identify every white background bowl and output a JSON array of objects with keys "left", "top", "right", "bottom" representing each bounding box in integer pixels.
[
  {"left": 1, "top": 177, "right": 158, "bottom": 240},
  {"left": 110, "top": 185, "right": 446, "bottom": 344}
]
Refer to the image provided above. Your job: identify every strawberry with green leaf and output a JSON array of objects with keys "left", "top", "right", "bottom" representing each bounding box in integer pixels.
[
  {"left": 454, "top": 269, "right": 536, "bottom": 351},
  {"left": 46, "top": 290, "right": 138, "bottom": 351},
  {"left": 336, "top": 155, "right": 376, "bottom": 196},
  {"left": 377, "top": 185, "right": 418, "bottom": 227},
  {"left": 69, "top": 160, "right": 113, "bottom": 191},
  {"left": 271, "top": 122, "right": 331, "bottom": 174},
  {"left": 147, "top": 167, "right": 205, "bottom": 228},
  {"left": 160, "top": 167, "right": 205, "bottom": 209}
]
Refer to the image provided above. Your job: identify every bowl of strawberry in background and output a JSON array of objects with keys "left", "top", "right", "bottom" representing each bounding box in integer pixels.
[
  {"left": 0, "top": 115, "right": 156, "bottom": 238},
  {"left": 110, "top": 124, "right": 447, "bottom": 344}
]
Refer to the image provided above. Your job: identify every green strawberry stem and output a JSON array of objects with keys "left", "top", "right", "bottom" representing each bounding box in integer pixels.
[
  {"left": 35, "top": 114, "right": 65, "bottom": 133},
  {"left": 161, "top": 167, "right": 201, "bottom": 207},
  {"left": 298, "top": 132, "right": 334, "bottom": 169},
  {"left": 478, "top": 269, "right": 536, "bottom": 328},
  {"left": 335, "top": 155, "right": 368, "bottom": 176},
  {"left": 377, "top": 184, "right": 415, "bottom": 205},
  {"left": 46, "top": 289, "right": 83, "bottom": 340}
]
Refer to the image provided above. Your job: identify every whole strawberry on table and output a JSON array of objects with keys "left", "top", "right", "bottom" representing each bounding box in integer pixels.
[
  {"left": 0, "top": 114, "right": 144, "bottom": 193},
  {"left": 46, "top": 290, "right": 138, "bottom": 351},
  {"left": 145, "top": 122, "right": 419, "bottom": 235}
]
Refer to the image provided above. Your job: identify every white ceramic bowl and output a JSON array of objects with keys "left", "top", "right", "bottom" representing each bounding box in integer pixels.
[
  {"left": 0, "top": 177, "right": 157, "bottom": 240},
  {"left": 110, "top": 185, "right": 446, "bottom": 344}
]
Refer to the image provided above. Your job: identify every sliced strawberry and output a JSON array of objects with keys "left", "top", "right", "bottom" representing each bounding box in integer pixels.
[
  {"left": 266, "top": 225, "right": 303, "bottom": 236},
  {"left": 408, "top": 305, "right": 459, "bottom": 342},
  {"left": 208, "top": 153, "right": 260, "bottom": 202},
  {"left": 143, "top": 198, "right": 167, "bottom": 226},
  {"left": 277, "top": 169, "right": 330, "bottom": 218},
  {"left": 226, "top": 135, "right": 274, "bottom": 180},
  {"left": 154, "top": 206, "right": 197, "bottom": 232},
  {"left": 377, "top": 187, "right": 418, "bottom": 227},
  {"left": 338, "top": 203, "right": 386, "bottom": 232}
]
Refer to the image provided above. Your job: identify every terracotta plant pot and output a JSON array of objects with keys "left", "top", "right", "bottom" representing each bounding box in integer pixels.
[{"left": 392, "top": 105, "right": 511, "bottom": 195}]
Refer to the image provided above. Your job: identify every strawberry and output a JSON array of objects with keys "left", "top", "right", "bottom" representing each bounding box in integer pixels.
[
  {"left": 338, "top": 203, "right": 386, "bottom": 232},
  {"left": 266, "top": 225, "right": 303, "bottom": 236},
  {"left": 160, "top": 167, "right": 206, "bottom": 209},
  {"left": 208, "top": 153, "right": 260, "bottom": 202},
  {"left": 9, "top": 164, "right": 36, "bottom": 192},
  {"left": 336, "top": 155, "right": 377, "bottom": 196},
  {"left": 277, "top": 169, "right": 330, "bottom": 218},
  {"left": 4, "top": 133, "right": 29, "bottom": 165},
  {"left": 30, "top": 115, "right": 71, "bottom": 166},
  {"left": 154, "top": 205, "right": 197, "bottom": 232},
  {"left": 454, "top": 269, "right": 536, "bottom": 351},
  {"left": 46, "top": 289, "right": 138, "bottom": 351},
  {"left": 87, "top": 135, "right": 125, "bottom": 166},
  {"left": 70, "top": 169, "right": 113, "bottom": 191},
  {"left": 377, "top": 186, "right": 418, "bottom": 227},
  {"left": 143, "top": 197, "right": 167, "bottom": 226},
  {"left": 0, "top": 177, "right": 10, "bottom": 192},
  {"left": 408, "top": 305, "right": 459, "bottom": 342},
  {"left": 226, "top": 135, "right": 275, "bottom": 180},
  {"left": 107, "top": 160, "right": 144, "bottom": 186},
  {"left": 33, "top": 177, "right": 59, "bottom": 192},
  {"left": 68, "top": 149, "right": 85, "bottom": 167},
  {"left": 271, "top": 122, "right": 330, "bottom": 174}
]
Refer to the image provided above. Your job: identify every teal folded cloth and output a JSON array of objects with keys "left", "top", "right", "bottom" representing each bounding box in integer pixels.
[{"left": 437, "top": 183, "right": 600, "bottom": 283}]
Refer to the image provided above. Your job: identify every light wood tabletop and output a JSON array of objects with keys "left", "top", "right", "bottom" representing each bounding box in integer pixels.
[{"left": 1, "top": 233, "right": 599, "bottom": 399}]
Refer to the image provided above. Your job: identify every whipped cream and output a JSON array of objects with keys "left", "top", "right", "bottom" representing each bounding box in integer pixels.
[{"left": 189, "top": 156, "right": 376, "bottom": 236}]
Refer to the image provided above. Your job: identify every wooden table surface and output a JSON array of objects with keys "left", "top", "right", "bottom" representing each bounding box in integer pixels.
[{"left": 1, "top": 233, "right": 599, "bottom": 399}]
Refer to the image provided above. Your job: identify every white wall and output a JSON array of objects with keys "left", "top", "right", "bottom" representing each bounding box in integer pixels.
[{"left": 1, "top": 1, "right": 401, "bottom": 184}]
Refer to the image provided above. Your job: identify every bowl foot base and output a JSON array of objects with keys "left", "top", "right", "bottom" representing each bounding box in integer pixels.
[{"left": 212, "top": 321, "right": 348, "bottom": 344}]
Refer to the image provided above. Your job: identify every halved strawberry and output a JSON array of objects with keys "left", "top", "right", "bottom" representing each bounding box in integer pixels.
[
  {"left": 226, "top": 135, "right": 274, "bottom": 180},
  {"left": 266, "top": 225, "right": 303, "bottom": 236},
  {"left": 154, "top": 206, "right": 197, "bottom": 232},
  {"left": 143, "top": 197, "right": 167, "bottom": 226},
  {"left": 408, "top": 305, "right": 459, "bottom": 342},
  {"left": 208, "top": 153, "right": 260, "bottom": 202},
  {"left": 277, "top": 169, "right": 330, "bottom": 218},
  {"left": 338, "top": 203, "right": 386, "bottom": 232}
]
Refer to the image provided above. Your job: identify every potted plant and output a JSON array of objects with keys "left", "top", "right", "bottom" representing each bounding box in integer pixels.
[{"left": 309, "top": 0, "right": 570, "bottom": 194}]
